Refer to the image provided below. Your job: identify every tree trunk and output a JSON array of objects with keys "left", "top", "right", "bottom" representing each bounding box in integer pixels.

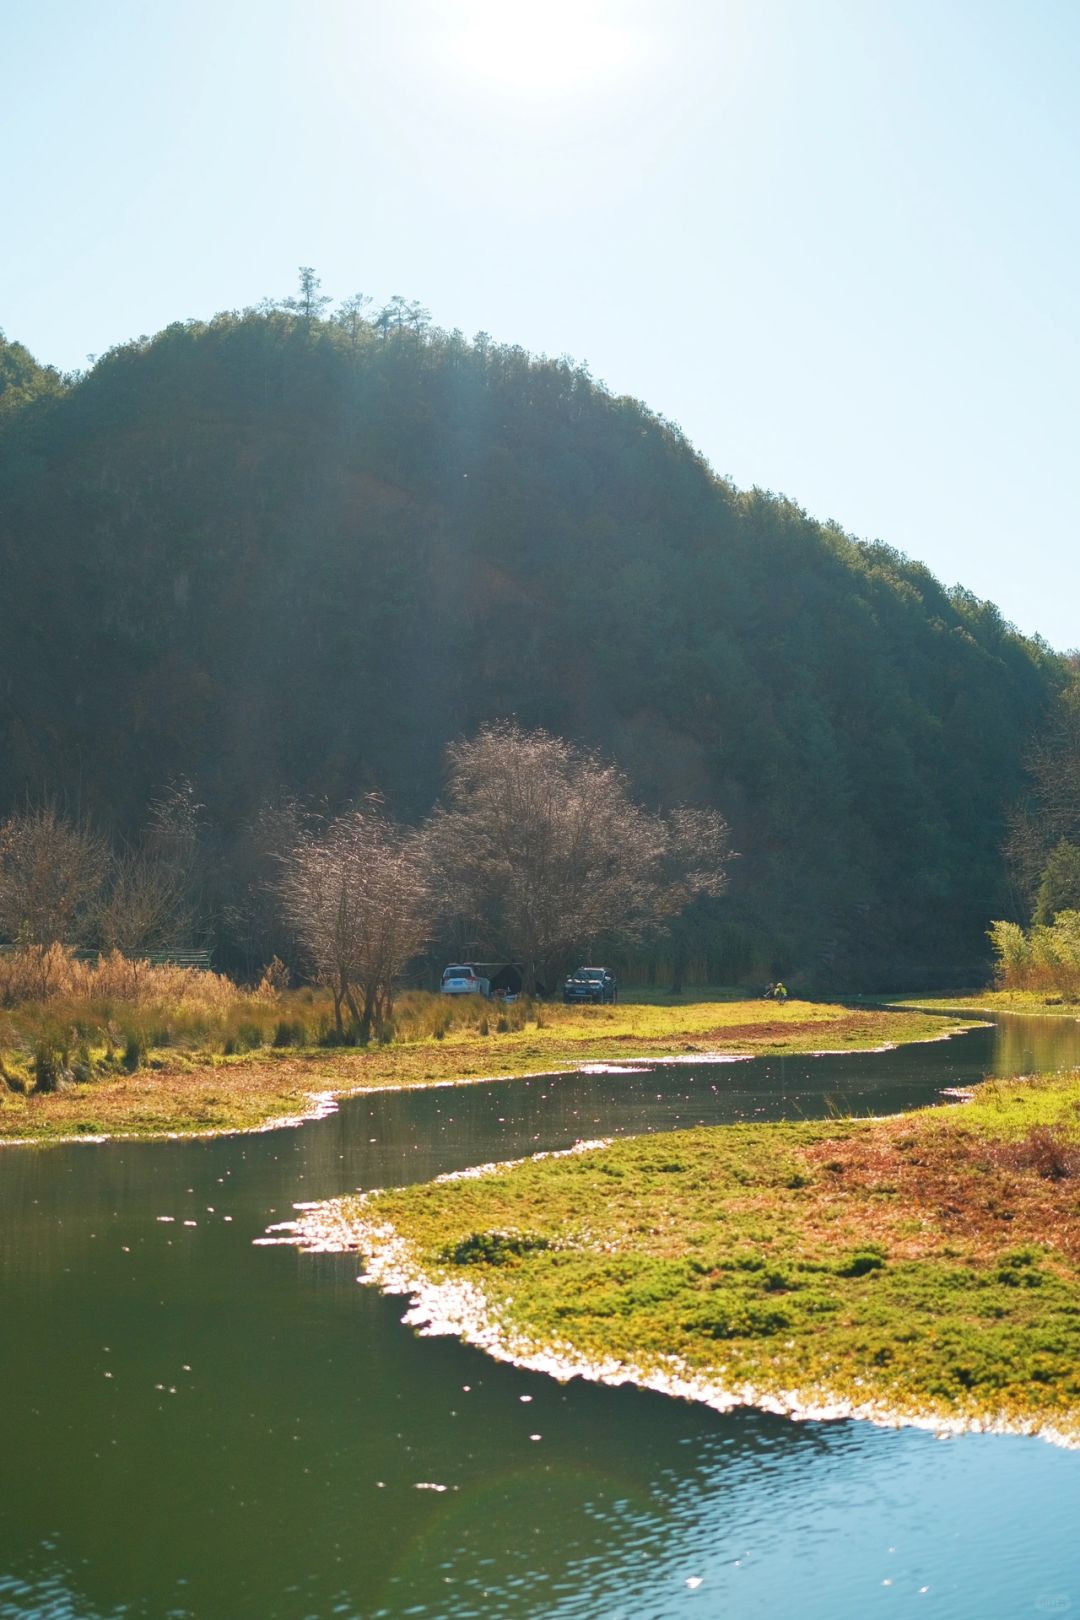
[
  {"left": 344, "top": 982, "right": 362, "bottom": 1038},
  {"left": 373, "top": 988, "right": 393, "bottom": 1041},
  {"left": 359, "top": 986, "right": 376, "bottom": 1045}
]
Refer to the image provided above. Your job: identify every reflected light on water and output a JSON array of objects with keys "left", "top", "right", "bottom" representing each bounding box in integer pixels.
[{"left": 1, "top": 1015, "right": 1079, "bottom": 1619}]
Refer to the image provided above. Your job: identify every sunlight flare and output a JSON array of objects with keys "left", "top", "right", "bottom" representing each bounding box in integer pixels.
[{"left": 444, "top": 0, "right": 645, "bottom": 93}]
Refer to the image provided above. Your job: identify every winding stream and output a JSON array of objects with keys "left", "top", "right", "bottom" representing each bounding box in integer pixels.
[{"left": 3, "top": 1015, "right": 1080, "bottom": 1619}]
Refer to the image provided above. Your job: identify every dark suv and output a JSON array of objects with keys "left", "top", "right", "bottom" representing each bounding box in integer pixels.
[{"left": 562, "top": 966, "right": 617, "bottom": 1004}]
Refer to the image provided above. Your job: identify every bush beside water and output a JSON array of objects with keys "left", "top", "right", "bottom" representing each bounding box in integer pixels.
[{"left": 990, "top": 912, "right": 1080, "bottom": 1000}]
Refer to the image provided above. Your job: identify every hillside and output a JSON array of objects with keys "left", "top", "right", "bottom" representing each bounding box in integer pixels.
[{"left": 0, "top": 314, "right": 1063, "bottom": 983}]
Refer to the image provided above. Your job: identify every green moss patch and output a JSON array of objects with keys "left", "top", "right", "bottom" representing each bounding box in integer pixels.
[{"left": 339, "top": 1075, "right": 1080, "bottom": 1439}]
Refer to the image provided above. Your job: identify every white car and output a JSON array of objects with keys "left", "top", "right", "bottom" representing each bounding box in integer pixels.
[{"left": 440, "top": 964, "right": 491, "bottom": 997}]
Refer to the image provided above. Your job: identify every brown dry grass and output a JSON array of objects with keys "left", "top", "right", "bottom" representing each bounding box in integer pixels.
[
  {"left": 0, "top": 945, "right": 243, "bottom": 1008},
  {"left": 803, "top": 1115, "right": 1080, "bottom": 1267}
]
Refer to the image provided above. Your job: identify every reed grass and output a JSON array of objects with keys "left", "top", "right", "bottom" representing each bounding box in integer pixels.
[{"left": 0, "top": 947, "right": 541, "bottom": 1094}]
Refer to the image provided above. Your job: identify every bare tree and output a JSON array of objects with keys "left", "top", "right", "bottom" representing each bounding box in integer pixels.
[
  {"left": 661, "top": 807, "right": 735, "bottom": 908},
  {"left": 141, "top": 776, "right": 209, "bottom": 941},
  {"left": 146, "top": 776, "right": 204, "bottom": 867},
  {"left": 0, "top": 803, "right": 108, "bottom": 945},
  {"left": 423, "top": 724, "right": 733, "bottom": 993},
  {"left": 96, "top": 850, "right": 192, "bottom": 956},
  {"left": 278, "top": 806, "right": 429, "bottom": 1039}
]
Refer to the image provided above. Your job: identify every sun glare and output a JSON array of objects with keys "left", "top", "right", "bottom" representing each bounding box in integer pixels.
[{"left": 445, "top": 0, "right": 644, "bottom": 94}]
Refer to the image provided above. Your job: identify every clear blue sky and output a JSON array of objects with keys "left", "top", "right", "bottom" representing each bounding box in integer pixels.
[{"left": 4, "top": 0, "right": 1078, "bottom": 649}]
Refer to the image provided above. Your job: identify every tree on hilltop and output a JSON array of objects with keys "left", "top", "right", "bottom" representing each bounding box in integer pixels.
[
  {"left": 373, "top": 295, "right": 431, "bottom": 339},
  {"left": 279, "top": 266, "right": 333, "bottom": 329},
  {"left": 334, "top": 292, "right": 372, "bottom": 347}
]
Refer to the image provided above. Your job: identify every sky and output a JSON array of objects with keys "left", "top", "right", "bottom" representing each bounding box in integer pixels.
[{"left": 3, "top": 0, "right": 1078, "bottom": 650}]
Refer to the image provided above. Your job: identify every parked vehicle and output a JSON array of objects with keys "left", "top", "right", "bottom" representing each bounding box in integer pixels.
[
  {"left": 440, "top": 964, "right": 491, "bottom": 997},
  {"left": 562, "top": 966, "right": 617, "bottom": 1004}
]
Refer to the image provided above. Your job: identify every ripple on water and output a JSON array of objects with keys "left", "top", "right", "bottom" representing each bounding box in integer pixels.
[{"left": 3, "top": 1019, "right": 1080, "bottom": 1620}]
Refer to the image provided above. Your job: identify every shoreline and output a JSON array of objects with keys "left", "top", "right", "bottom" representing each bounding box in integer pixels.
[
  {"left": 888, "top": 993, "right": 1080, "bottom": 1019},
  {"left": 277, "top": 1068, "right": 1080, "bottom": 1450},
  {"left": 0, "top": 1014, "right": 985, "bottom": 1149},
  {"left": 268, "top": 1167, "right": 1080, "bottom": 1452}
]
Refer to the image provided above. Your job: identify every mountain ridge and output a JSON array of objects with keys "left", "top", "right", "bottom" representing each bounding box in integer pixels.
[{"left": 0, "top": 313, "right": 1062, "bottom": 982}]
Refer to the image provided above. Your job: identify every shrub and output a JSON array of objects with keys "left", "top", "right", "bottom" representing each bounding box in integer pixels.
[
  {"left": 684, "top": 1293, "right": 793, "bottom": 1339},
  {"left": 443, "top": 1230, "right": 553, "bottom": 1266},
  {"left": 317, "top": 1021, "right": 359, "bottom": 1047},
  {"left": 990, "top": 913, "right": 1080, "bottom": 999},
  {"left": 33, "top": 1042, "right": 69, "bottom": 1093},
  {"left": 121, "top": 1032, "right": 145, "bottom": 1073},
  {"left": 835, "top": 1246, "right": 887, "bottom": 1278},
  {"left": 234, "top": 1021, "right": 266, "bottom": 1053},
  {"left": 995, "top": 1247, "right": 1047, "bottom": 1287},
  {"left": 993, "top": 1126, "right": 1080, "bottom": 1181},
  {"left": 256, "top": 956, "right": 290, "bottom": 999},
  {"left": 272, "top": 1018, "right": 307, "bottom": 1048},
  {"left": 0, "top": 1054, "right": 27, "bottom": 1094},
  {"left": 988, "top": 920, "right": 1032, "bottom": 988}
]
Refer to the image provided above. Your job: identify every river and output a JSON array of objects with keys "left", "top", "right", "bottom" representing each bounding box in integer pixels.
[{"left": 2, "top": 1015, "right": 1080, "bottom": 1619}]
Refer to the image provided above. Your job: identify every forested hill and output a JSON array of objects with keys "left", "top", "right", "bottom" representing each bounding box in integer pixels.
[{"left": 0, "top": 314, "right": 1064, "bottom": 984}]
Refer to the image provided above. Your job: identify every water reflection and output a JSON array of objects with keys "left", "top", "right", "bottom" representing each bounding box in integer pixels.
[
  {"left": 1, "top": 1014, "right": 1078, "bottom": 1620},
  {"left": 987, "top": 1011, "right": 1080, "bottom": 1079}
]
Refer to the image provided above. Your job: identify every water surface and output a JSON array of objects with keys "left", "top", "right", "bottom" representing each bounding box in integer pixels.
[{"left": 3, "top": 1014, "right": 1080, "bottom": 1618}]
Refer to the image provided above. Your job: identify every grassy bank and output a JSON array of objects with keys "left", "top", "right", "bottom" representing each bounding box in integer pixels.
[
  {"left": 890, "top": 990, "right": 1080, "bottom": 1016},
  {"left": 299, "top": 1070, "right": 1080, "bottom": 1443},
  {"left": 0, "top": 994, "right": 977, "bottom": 1144}
]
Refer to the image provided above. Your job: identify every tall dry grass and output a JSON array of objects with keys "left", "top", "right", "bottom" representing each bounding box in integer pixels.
[
  {"left": 389, "top": 990, "right": 533, "bottom": 1043},
  {"left": 0, "top": 945, "right": 537, "bottom": 1094},
  {"left": 0, "top": 946, "right": 279, "bottom": 1092},
  {"left": 0, "top": 945, "right": 241, "bottom": 1009}
]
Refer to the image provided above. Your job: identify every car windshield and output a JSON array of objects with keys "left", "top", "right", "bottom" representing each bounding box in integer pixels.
[
  {"left": 443, "top": 967, "right": 473, "bottom": 978},
  {"left": 577, "top": 970, "right": 604, "bottom": 980}
]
